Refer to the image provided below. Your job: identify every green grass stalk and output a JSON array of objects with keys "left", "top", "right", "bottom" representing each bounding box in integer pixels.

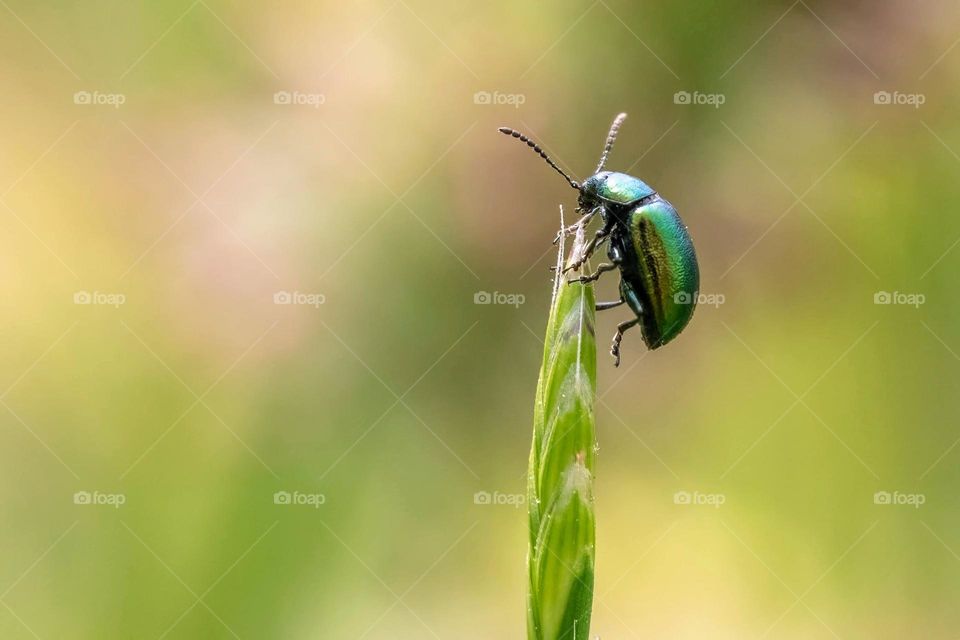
[{"left": 527, "top": 211, "right": 597, "bottom": 640}]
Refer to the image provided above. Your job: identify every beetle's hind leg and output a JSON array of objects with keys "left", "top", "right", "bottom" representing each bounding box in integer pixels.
[
  {"left": 568, "top": 262, "right": 616, "bottom": 285},
  {"left": 610, "top": 319, "right": 639, "bottom": 367}
]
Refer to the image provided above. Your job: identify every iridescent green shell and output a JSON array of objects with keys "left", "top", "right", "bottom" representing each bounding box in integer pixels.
[
  {"left": 618, "top": 197, "right": 699, "bottom": 348},
  {"left": 586, "top": 171, "right": 656, "bottom": 205}
]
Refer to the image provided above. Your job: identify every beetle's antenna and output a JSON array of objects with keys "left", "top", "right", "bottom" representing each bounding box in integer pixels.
[
  {"left": 595, "top": 112, "right": 627, "bottom": 173},
  {"left": 498, "top": 127, "right": 580, "bottom": 191}
]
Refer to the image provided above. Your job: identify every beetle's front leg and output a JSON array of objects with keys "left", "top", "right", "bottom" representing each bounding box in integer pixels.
[
  {"left": 552, "top": 222, "right": 581, "bottom": 245},
  {"left": 568, "top": 262, "right": 616, "bottom": 285},
  {"left": 610, "top": 318, "right": 638, "bottom": 367},
  {"left": 563, "top": 225, "right": 612, "bottom": 274},
  {"left": 552, "top": 207, "right": 599, "bottom": 245}
]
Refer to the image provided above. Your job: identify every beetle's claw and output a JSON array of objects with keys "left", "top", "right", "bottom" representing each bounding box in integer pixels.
[
  {"left": 562, "top": 258, "right": 585, "bottom": 275},
  {"left": 568, "top": 272, "right": 596, "bottom": 285}
]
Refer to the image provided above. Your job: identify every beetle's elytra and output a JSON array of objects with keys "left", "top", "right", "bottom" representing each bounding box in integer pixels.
[{"left": 498, "top": 113, "right": 700, "bottom": 366}]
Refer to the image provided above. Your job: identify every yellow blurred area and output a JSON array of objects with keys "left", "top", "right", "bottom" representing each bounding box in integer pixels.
[{"left": 1, "top": 1, "right": 959, "bottom": 638}]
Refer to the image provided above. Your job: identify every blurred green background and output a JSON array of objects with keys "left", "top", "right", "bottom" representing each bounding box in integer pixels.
[{"left": 1, "top": 1, "right": 958, "bottom": 638}]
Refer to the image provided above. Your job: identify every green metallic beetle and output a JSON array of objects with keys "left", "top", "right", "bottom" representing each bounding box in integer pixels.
[{"left": 499, "top": 113, "right": 699, "bottom": 366}]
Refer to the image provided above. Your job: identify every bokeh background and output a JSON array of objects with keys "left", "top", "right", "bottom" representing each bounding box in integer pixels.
[{"left": 0, "top": 1, "right": 958, "bottom": 638}]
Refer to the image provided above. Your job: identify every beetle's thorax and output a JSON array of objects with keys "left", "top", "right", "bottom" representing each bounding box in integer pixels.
[{"left": 579, "top": 171, "right": 657, "bottom": 214}]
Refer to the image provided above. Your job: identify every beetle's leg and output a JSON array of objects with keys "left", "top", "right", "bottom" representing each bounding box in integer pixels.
[
  {"left": 549, "top": 232, "right": 609, "bottom": 273},
  {"left": 552, "top": 208, "right": 598, "bottom": 245},
  {"left": 563, "top": 226, "right": 612, "bottom": 274},
  {"left": 596, "top": 297, "right": 624, "bottom": 311},
  {"left": 568, "top": 262, "right": 616, "bottom": 285},
  {"left": 552, "top": 222, "right": 582, "bottom": 245},
  {"left": 611, "top": 319, "right": 639, "bottom": 367}
]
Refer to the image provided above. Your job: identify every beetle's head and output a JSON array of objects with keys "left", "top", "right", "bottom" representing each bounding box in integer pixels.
[{"left": 577, "top": 172, "right": 609, "bottom": 214}]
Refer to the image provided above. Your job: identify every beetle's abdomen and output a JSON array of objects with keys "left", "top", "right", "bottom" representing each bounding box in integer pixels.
[{"left": 621, "top": 198, "right": 699, "bottom": 349}]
